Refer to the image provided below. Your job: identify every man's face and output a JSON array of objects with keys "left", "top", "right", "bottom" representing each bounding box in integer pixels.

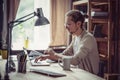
[{"left": 64, "top": 16, "right": 81, "bottom": 35}]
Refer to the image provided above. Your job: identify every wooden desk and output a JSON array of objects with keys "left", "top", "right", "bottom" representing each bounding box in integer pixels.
[{"left": 0, "top": 56, "right": 105, "bottom": 80}]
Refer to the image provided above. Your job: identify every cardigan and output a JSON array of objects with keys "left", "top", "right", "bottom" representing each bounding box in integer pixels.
[{"left": 63, "top": 30, "right": 99, "bottom": 74}]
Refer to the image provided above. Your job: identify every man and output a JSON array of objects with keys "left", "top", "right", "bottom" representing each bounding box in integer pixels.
[{"left": 35, "top": 10, "right": 100, "bottom": 75}]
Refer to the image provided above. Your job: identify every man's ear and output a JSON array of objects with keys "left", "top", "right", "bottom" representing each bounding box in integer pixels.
[{"left": 76, "top": 21, "right": 81, "bottom": 26}]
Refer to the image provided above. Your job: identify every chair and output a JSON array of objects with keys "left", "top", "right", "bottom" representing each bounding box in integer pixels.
[{"left": 97, "top": 60, "right": 107, "bottom": 77}]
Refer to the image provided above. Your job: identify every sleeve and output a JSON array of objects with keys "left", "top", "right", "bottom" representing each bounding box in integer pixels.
[
  {"left": 62, "top": 38, "right": 75, "bottom": 56},
  {"left": 71, "top": 35, "right": 96, "bottom": 65}
]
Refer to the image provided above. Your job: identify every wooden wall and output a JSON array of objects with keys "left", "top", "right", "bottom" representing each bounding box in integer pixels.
[{"left": 111, "top": 0, "right": 120, "bottom": 76}]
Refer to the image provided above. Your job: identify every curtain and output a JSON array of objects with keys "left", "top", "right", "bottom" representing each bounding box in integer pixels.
[
  {"left": 0, "top": 0, "right": 3, "bottom": 49},
  {"left": 2, "top": 0, "right": 20, "bottom": 49},
  {"left": 49, "top": 0, "right": 72, "bottom": 47}
]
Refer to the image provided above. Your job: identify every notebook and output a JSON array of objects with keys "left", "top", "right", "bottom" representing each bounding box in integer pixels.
[{"left": 23, "top": 48, "right": 50, "bottom": 66}]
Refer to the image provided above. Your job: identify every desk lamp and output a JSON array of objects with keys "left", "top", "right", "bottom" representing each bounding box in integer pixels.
[{"left": 4, "top": 8, "right": 49, "bottom": 80}]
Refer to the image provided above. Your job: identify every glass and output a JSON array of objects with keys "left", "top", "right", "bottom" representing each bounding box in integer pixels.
[
  {"left": 18, "top": 60, "right": 27, "bottom": 73},
  {"left": 1, "top": 50, "right": 7, "bottom": 59}
]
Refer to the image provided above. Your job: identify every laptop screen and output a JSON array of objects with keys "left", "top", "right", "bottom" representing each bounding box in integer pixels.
[{"left": 23, "top": 48, "right": 50, "bottom": 66}]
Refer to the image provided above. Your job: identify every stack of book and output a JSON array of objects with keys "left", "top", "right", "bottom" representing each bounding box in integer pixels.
[
  {"left": 91, "top": 11, "right": 108, "bottom": 19},
  {"left": 91, "top": 7, "right": 108, "bottom": 19}
]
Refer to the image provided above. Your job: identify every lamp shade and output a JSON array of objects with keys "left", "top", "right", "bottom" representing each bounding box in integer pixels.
[{"left": 35, "top": 8, "right": 50, "bottom": 26}]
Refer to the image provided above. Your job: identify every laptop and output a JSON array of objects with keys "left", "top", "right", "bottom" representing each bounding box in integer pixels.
[
  {"left": 23, "top": 48, "right": 66, "bottom": 77},
  {"left": 23, "top": 48, "right": 50, "bottom": 66}
]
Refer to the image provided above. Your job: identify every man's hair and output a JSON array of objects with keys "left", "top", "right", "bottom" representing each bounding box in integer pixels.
[{"left": 65, "top": 10, "right": 85, "bottom": 28}]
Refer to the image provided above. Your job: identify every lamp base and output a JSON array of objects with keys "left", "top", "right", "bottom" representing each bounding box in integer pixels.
[
  {"left": 7, "top": 59, "right": 16, "bottom": 73},
  {"left": 4, "top": 58, "right": 16, "bottom": 80},
  {"left": 0, "top": 73, "right": 1, "bottom": 80},
  {"left": 5, "top": 57, "right": 16, "bottom": 74},
  {"left": 4, "top": 73, "right": 10, "bottom": 80}
]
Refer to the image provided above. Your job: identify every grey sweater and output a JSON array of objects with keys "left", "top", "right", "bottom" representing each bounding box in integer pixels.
[{"left": 63, "top": 30, "right": 99, "bottom": 75}]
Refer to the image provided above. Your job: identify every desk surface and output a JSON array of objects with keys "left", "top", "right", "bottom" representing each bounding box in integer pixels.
[{"left": 0, "top": 56, "right": 105, "bottom": 80}]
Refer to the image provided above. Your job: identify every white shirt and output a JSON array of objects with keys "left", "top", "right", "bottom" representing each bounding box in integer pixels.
[{"left": 73, "top": 35, "right": 81, "bottom": 54}]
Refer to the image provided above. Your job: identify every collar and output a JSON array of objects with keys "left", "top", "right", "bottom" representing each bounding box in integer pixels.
[{"left": 76, "top": 30, "right": 86, "bottom": 39}]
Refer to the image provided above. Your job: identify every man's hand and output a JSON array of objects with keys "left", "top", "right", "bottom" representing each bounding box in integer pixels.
[
  {"left": 35, "top": 48, "right": 55, "bottom": 63},
  {"left": 44, "top": 48, "right": 55, "bottom": 56},
  {"left": 34, "top": 55, "right": 49, "bottom": 63}
]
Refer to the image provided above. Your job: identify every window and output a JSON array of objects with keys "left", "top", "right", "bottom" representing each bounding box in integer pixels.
[{"left": 12, "top": 0, "right": 50, "bottom": 50}]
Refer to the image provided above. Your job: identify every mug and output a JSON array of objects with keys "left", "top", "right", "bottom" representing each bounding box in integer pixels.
[
  {"left": 18, "top": 60, "right": 27, "bottom": 73},
  {"left": 1, "top": 50, "right": 7, "bottom": 59},
  {"left": 58, "top": 56, "right": 71, "bottom": 70}
]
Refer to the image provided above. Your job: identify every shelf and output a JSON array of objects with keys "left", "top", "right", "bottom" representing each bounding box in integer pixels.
[
  {"left": 96, "top": 38, "right": 108, "bottom": 42},
  {"left": 73, "top": 0, "right": 88, "bottom": 5},
  {"left": 91, "top": 18, "right": 108, "bottom": 23},
  {"left": 91, "top": 0, "right": 109, "bottom": 3},
  {"left": 72, "top": 0, "right": 112, "bottom": 73},
  {"left": 99, "top": 54, "right": 108, "bottom": 61},
  {"left": 91, "top": 2, "right": 108, "bottom": 5}
]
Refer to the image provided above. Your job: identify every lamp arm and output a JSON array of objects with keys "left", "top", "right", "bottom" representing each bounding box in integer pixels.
[
  {"left": 9, "top": 12, "right": 36, "bottom": 28},
  {"left": 13, "top": 15, "right": 35, "bottom": 27}
]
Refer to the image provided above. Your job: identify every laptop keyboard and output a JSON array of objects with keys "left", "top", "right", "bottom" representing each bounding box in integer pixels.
[
  {"left": 30, "top": 59, "right": 50, "bottom": 66},
  {"left": 30, "top": 69, "right": 66, "bottom": 77}
]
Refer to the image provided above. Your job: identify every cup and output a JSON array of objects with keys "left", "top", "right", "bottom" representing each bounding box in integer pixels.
[
  {"left": 1, "top": 50, "right": 7, "bottom": 59},
  {"left": 58, "top": 56, "right": 71, "bottom": 70},
  {"left": 18, "top": 60, "right": 27, "bottom": 73}
]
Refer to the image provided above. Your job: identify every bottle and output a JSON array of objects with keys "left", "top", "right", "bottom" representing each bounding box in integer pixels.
[{"left": 24, "top": 37, "right": 29, "bottom": 49}]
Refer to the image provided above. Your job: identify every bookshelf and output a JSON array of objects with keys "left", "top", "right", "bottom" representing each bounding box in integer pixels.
[{"left": 72, "top": 0, "right": 113, "bottom": 75}]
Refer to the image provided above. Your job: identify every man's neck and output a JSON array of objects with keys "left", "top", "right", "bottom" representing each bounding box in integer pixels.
[{"left": 75, "top": 28, "right": 83, "bottom": 36}]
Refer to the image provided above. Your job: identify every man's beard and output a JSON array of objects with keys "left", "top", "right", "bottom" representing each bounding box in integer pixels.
[{"left": 70, "top": 27, "right": 78, "bottom": 35}]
